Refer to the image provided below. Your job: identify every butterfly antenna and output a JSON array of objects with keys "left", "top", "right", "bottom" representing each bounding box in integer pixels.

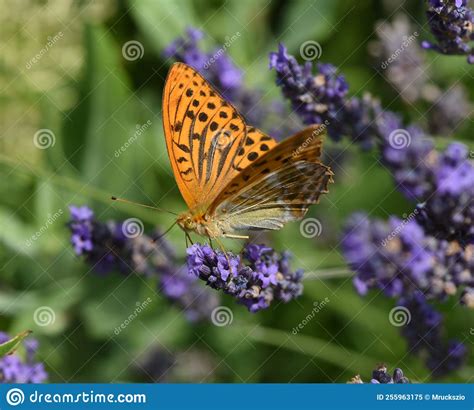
[
  {"left": 151, "top": 220, "right": 178, "bottom": 243},
  {"left": 111, "top": 196, "right": 178, "bottom": 216}
]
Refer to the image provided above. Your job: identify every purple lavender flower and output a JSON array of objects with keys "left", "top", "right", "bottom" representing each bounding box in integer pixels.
[
  {"left": 342, "top": 213, "right": 473, "bottom": 303},
  {"left": 422, "top": 0, "right": 474, "bottom": 64},
  {"left": 68, "top": 206, "right": 219, "bottom": 322},
  {"left": 342, "top": 213, "right": 471, "bottom": 376},
  {"left": 378, "top": 114, "right": 437, "bottom": 201},
  {"left": 0, "top": 332, "right": 47, "bottom": 383},
  {"left": 398, "top": 291, "right": 467, "bottom": 376},
  {"left": 186, "top": 243, "right": 303, "bottom": 312},
  {"left": 349, "top": 365, "right": 410, "bottom": 383},
  {"left": 163, "top": 28, "right": 271, "bottom": 129},
  {"left": 269, "top": 44, "right": 351, "bottom": 142},
  {"left": 416, "top": 143, "right": 474, "bottom": 245}
]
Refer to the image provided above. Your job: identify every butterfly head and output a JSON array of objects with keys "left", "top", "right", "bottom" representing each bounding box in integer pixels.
[{"left": 176, "top": 212, "right": 197, "bottom": 232}]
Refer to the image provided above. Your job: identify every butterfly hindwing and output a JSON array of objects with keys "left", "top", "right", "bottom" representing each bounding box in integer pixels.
[
  {"left": 208, "top": 126, "right": 333, "bottom": 233},
  {"left": 162, "top": 63, "right": 277, "bottom": 210}
]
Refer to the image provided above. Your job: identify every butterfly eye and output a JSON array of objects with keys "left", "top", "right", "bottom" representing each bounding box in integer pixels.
[{"left": 184, "top": 217, "right": 195, "bottom": 229}]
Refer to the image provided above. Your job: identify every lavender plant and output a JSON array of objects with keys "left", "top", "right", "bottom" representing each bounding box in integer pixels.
[
  {"left": 69, "top": 206, "right": 219, "bottom": 322},
  {"left": 0, "top": 333, "right": 47, "bottom": 383},
  {"left": 269, "top": 43, "right": 473, "bottom": 375},
  {"left": 422, "top": 0, "right": 474, "bottom": 64},
  {"left": 187, "top": 243, "right": 303, "bottom": 312}
]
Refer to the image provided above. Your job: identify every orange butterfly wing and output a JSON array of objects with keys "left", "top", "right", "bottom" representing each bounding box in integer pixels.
[{"left": 162, "top": 62, "right": 277, "bottom": 210}]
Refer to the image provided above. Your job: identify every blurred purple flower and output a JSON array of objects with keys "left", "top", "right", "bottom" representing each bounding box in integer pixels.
[
  {"left": 68, "top": 206, "right": 219, "bottom": 322},
  {"left": 398, "top": 291, "right": 467, "bottom": 376},
  {"left": 342, "top": 213, "right": 471, "bottom": 376},
  {"left": 342, "top": 213, "right": 473, "bottom": 303},
  {"left": 422, "top": 0, "right": 474, "bottom": 64},
  {"left": 187, "top": 243, "right": 303, "bottom": 312},
  {"left": 0, "top": 332, "right": 47, "bottom": 383}
]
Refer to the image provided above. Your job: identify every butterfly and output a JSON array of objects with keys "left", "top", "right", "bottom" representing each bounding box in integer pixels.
[{"left": 162, "top": 62, "right": 333, "bottom": 242}]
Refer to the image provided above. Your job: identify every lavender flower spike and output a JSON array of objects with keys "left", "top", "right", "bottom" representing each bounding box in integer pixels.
[
  {"left": 187, "top": 243, "right": 303, "bottom": 312},
  {"left": 423, "top": 0, "right": 474, "bottom": 64}
]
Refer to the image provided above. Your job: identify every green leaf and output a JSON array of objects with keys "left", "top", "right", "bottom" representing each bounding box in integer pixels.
[
  {"left": 279, "top": 0, "right": 339, "bottom": 50},
  {"left": 64, "top": 25, "right": 142, "bottom": 197},
  {"left": 0, "top": 207, "right": 37, "bottom": 256},
  {"left": 130, "top": 0, "right": 198, "bottom": 54},
  {"left": 247, "top": 325, "right": 376, "bottom": 374},
  {"left": 0, "top": 330, "right": 31, "bottom": 357}
]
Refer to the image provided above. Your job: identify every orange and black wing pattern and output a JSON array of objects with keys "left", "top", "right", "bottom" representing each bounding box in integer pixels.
[{"left": 162, "top": 63, "right": 277, "bottom": 210}]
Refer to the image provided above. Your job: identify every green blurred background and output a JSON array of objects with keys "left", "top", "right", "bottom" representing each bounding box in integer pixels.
[{"left": 0, "top": 0, "right": 473, "bottom": 383}]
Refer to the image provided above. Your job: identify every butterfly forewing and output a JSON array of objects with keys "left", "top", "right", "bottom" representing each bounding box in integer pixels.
[{"left": 162, "top": 63, "right": 277, "bottom": 210}]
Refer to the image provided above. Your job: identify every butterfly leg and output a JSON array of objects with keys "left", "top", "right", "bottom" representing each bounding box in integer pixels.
[{"left": 185, "top": 232, "right": 194, "bottom": 248}]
